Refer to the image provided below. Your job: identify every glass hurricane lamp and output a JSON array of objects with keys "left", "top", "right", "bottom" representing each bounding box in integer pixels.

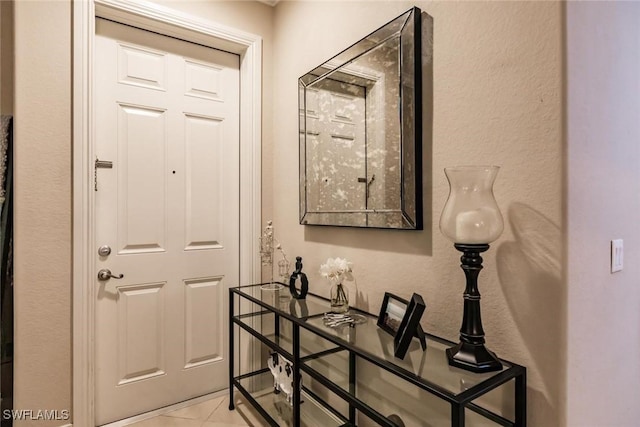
[{"left": 439, "top": 165, "right": 504, "bottom": 372}]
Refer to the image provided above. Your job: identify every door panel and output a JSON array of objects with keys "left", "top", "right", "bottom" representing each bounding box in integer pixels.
[
  {"left": 184, "top": 60, "right": 223, "bottom": 101},
  {"left": 184, "top": 114, "right": 223, "bottom": 250},
  {"left": 117, "top": 283, "right": 166, "bottom": 384},
  {"left": 117, "top": 103, "right": 167, "bottom": 254},
  {"left": 95, "top": 18, "right": 240, "bottom": 425},
  {"left": 118, "top": 43, "right": 168, "bottom": 91},
  {"left": 184, "top": 277, "right": 224, "bottom": 368}
]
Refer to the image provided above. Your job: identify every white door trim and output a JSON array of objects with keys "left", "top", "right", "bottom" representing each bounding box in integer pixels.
[{"left": 72, "top": 1, "right": 262, "bottom": 425}]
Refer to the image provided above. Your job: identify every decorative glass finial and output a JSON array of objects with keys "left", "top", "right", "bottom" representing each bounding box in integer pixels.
[
  {"left": 259, "top": 221, "right": 288, "bottom": 291},
  {"left": 259, "top": 221, "right": 274, "bottom": 266},
  {"left": 277, "top": 245, "right": 291, "bottom": 285}
]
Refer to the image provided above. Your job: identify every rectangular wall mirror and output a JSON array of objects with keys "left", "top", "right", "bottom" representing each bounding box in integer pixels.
[{"left": 299, "top": 7, "right": 423, "bottom": 229}]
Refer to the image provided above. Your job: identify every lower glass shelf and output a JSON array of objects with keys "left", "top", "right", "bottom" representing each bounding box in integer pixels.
[{"left": 234, "top": 369, "right": 347, "bottom": 427}]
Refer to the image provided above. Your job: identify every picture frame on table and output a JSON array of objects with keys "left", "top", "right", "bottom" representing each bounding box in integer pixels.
[
  {"left": 377, "top": 292, "right": 427, "bottom": 352},
  {"left": 393, "top": 293, "right": 426, "bottom": 359}
]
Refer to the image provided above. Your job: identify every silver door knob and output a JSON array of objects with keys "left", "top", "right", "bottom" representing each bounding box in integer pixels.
[{"left": 97, "top": 269, "right": 124, "bottom": 281}]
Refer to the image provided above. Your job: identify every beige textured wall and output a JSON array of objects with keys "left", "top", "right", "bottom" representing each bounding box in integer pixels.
[
  {"left": 14, "top": 1, "right": 72, "bottom": 426},
  {"left": 273, "top": 2, "right": 564, "bottom": 425},
  {"left": 566, "top": 2, "right": 640, "bottom": 426}
]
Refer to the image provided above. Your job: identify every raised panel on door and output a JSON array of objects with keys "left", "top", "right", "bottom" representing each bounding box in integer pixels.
[
  {"left": 183, "top": 277, "right": 224, "bottom": 368},
  {"left": 184, "top": 59, "right": 223, "bottom": 101},
  {"left": 184, "top": 113, "right": 223, "bottom": 251},
  {"left": 117, "top": 43, "right": 167, "bottom": 91},
  {"left": 117, "top": 103, "right": 167, "bottom": 254},
  {"left": 117, "top": 282, "right": 166, "bottom": 384}
]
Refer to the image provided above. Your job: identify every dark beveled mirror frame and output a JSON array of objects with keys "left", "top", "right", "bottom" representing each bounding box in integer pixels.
[{"left": 299, "top": 7, "right": 422, "bottom": 229}]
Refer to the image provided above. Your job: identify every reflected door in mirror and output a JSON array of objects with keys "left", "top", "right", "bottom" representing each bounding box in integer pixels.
[{"left": 305, "top": 81, "right": 366, "bottom": 214}]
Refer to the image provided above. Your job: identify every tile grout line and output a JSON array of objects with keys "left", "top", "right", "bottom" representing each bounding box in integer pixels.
[
  {"left": 161, "top": 396, "right": 228, "bottom": 422},
  {"left": 206, "top": 396, "right": 227, "bottom": 420}
]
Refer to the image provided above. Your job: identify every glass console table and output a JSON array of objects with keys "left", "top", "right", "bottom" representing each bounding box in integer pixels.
[{"left": 229, "top": 284, "right": 526, "bottom": 427}]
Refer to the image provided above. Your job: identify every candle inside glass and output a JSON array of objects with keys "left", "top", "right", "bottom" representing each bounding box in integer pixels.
[{"left": 440, "top": 166, "right": 504, "bottom": 244}]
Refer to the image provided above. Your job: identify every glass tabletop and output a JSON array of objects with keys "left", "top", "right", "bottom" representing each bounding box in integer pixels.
[
  {"left": 233, "top": 283, "right": 332, "bottom": 320},
  {"left": 303, "top": 313, "right": 512, "bottom": 397}
]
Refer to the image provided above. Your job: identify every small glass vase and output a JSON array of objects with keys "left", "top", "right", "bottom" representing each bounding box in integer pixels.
[{"left": 330, "top": 283, "right": 349, "bottom": 313}]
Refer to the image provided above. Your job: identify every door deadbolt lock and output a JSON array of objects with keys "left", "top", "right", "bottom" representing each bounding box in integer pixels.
[
  {"left": 98, "top": 245, "right": 111, "bottom": 256},
  {"left": 97, "top": 269, "right": 124, "bottom": 281}
]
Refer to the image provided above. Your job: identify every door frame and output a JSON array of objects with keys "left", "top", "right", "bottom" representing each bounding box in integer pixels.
[{"left": 72, "top": 0, "right": 262, "bottom": 425}]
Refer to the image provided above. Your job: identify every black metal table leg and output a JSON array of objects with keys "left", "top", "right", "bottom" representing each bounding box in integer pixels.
[
  {"left": 451, "top": 402, "right": 464, "bottom": 427},
  {"left": 229, "top": 288, "right": 235, "bottom": 410},
  {"left": 515, "top": 369, "right": 527, "bottom": 426},
  {"left": 293, "top": 323, "right": 301, "bottom": 427},
  {"left": 349, "top": 351, "right": 356, "bottom": 423}
]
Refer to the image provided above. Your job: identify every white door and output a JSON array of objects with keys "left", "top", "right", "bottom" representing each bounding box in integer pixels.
[{"left": 94, "top": 19, "right": 240, "bottom": 425}]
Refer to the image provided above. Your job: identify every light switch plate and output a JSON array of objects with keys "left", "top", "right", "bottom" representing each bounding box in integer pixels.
[{"left": 611, "top": 239, "right": 623, "bottom": 273}]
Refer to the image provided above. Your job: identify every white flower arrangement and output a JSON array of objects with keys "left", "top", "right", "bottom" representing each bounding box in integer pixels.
[{"left": 319, "top": 257, "right": 353, "bottom": 286}]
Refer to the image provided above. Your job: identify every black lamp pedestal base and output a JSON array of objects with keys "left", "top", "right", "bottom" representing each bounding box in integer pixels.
[
  {"left": 448, "top": 243, "right": 503, "bottom": 373},
  {"left": 446, "top": 341, "right": 502, "bottom": 373}
]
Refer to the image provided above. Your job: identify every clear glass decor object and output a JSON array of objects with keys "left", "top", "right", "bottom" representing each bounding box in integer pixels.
[
  {"left": 278, "top": 258, "right": 291, "bottom": 284},
  {"left": 259, "top": 220, "right": 284, "bottom": 291},
  {"left": 319, "top": 257, "right": 353, "bottom": 313},
  {"left": 439, "top": 166, "right": 504, "bottom": 244},
  {"left": 330, "top": 283, "right": 349, "bottom": 314}
]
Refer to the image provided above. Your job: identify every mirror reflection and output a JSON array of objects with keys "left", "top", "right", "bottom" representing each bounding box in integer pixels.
[{"left": 299, "top": 7, "right": 423, "bottom": 229}]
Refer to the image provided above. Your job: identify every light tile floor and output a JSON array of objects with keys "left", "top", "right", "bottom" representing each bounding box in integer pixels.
[{"left": 129, "top": 394, "right": 264, "bottom": 427}]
